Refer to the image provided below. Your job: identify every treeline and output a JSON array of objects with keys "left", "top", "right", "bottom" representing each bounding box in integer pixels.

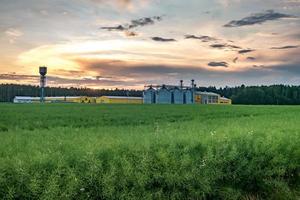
[
  {"left": 1, "top": 84, "right": 300, "bottom": 105},
  {"left": 0, "top": 84, "right": 142, "bottom": 102},
  {"left": 198, "top": 85, "right": 300, "bottom": 105}
]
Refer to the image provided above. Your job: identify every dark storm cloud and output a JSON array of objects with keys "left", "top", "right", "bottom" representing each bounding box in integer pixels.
[
  {"left": 100, "top": 16, "right": 162, "bottom": 32},
  {"left": 151, "top": 37, "right": 176, "bottom": 42},
  {"left": 267, "top": 63, "right": 300, "bottom": 75},
  {"left": 224, "top": 10, "right": 296, "bottom": 27},
  {"left": 185, "top": 34, "right": 218, "bottom": 42},
  {"left": 74, "top": 58, "right": 295, "bottom": 86},
  {"left": 270, "top": 45, "right": 299, "bottom": 49},
  {"left": 207, "top": 62, "right": 228, "bottom": 67},
  {"left": 238, "top": 49, "right": 255, "bottom": 54}
]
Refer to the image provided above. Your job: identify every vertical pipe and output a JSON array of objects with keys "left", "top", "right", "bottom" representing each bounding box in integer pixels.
[
  {"left": 191, "top": 79, "right": 195, "bottom": 103},
  {"left": 40, "top": 76, "right": 45, "bottom": 103}
]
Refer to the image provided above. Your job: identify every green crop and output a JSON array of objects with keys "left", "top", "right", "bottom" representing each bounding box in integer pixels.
[{"left": 0, "top": 104, "right": 299, "bottom": 199}]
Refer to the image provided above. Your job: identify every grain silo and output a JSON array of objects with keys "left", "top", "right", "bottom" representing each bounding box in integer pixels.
[
  {"left": 172, "top": 87, "right": 184, "bottom": 104},
  {"left": 156, "top": 85, "right": 171, "bottom": 104},
  {"left": 143, "top": 87, "right": 156, "bottom": 104},
  {"left": 185, "top": 89, "right": 193, "bottom": 104}
]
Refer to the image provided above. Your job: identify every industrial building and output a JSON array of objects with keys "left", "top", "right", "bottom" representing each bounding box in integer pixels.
[
  {"left": 13, "top": 96, "right": 143, "bottom": 104},
  {"left": 143, "top": 80, "right": 231, "bottom": 105},
  {"left": 13, "top": 96, "right": 82, "bottom": 103},
  {"left": 96, "top": 96, "right": 143, "bottom": 104},
  {"left": 144, "top": 80, "right": 196, "bottom": 104},
  {"left": 14, "top": 67, "right": 231, "bottom": 105}
]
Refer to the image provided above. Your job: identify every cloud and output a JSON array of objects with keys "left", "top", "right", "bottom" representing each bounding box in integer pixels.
[
  {"left": 233, "top": 57, "right": 238, "bottom": 63},
  {"left": 101, "top": 16, "right": 162, "bottom": 32},
  {"left": 270, "top": 45, "right": 299, "bottom": 49},
  {"left": 101, "top": 25, "right": 126, "bottom": 31},
  {"left": 210, "top": 43, "right": 242, "bottom": 50},
  {"left": 124, "top": 31, "right": 138, "bottom": 37},
  {"left": 208, "top": 61, "right": 228, "bottom": 67},
  {"left": 185, "top": 34, "right": 218, "bottom": 42},
  {"left": 5, "top": 28, "right": 23, "bottom": 43},
  {"left": 90, "top": 0, "right": 148, "bottom": 11},
  {"left": 224, "top": 10, "right": 296, "bottom": 27},
  {"left": 0, "top": 73, "right": 38, "bottom": 81},
  {"left": 151, "top": 37, "right": 176, "bottom": 42},
  {"left": 185, "top": 34, "right": 243, "bottom": 51},
  {"left": 267, "top": 62, "right": 300, "bottom": 75},
  {"left": 0, "top": 73, "right": 137, "bottom": 88},
  {"left": 247, "top": 57, "right": 256, "bottom": 60},
  {"left": 238, "top": 49, "right": 255, "bottom": 54},
  {"left": 129, "top": 16, "right": 162, "bottom": 28}
]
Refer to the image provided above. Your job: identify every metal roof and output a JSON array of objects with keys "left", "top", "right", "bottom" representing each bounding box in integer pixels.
[
  {"left": 220, "top": 96, "right": 230, "bottom": 100},
  {"left": 14, "top": 96, "right": 81, "bottom": 100},
  {"left": 101, "top": 96, "right": 142, "bottom": 100},
  {"left": 195, "top": 92, "right": 220, "bottom": 96}
]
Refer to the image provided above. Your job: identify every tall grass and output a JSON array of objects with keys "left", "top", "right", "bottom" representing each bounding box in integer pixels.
[{"left": 0, "top": 104, "right": 299, "bottom": 199}]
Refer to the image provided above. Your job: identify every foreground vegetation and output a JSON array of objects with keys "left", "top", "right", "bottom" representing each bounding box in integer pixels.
[{"left": 0, "top": 104, "right": 299, "bottom": 199}]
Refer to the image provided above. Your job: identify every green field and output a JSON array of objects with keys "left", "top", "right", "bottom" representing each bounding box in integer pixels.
[{"left": 0, "top": 104, "right": 299, "bottom": 199}]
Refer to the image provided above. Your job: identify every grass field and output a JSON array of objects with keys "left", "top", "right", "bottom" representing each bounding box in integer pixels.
[{"left": 0, "top": 104, "right": 299, "bottom": 199}]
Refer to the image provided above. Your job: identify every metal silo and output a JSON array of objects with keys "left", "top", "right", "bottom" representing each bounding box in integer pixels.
[
  {"left": 143, "top": 87, "right": 156, "bottom": 104},
  {"left": 156, "top": 86, "right": 171, "bottom": 104},
  {"left": 172, "top": 87, "right": 184, "bottom": 104},
  {"left": 185, "top": 89, "right": 193, "bottom": 104}
]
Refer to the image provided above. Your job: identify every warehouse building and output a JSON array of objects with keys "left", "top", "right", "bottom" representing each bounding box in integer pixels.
[
  {"left": 194, "top": 92, "right": 219, "bottom": 104},
  {"left": 219, "top": 97, "right": 232, "bottom": 104},
  {"left": 96, "top": 96, "right": 143, "bottom": 104},
  {"left": 13, "top": 96, "right": 82, "bottom": 103}
]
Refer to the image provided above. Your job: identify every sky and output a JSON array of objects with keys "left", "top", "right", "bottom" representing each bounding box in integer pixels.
[{"left": 0, "top": 0, "right": 299, "bottom": 89}]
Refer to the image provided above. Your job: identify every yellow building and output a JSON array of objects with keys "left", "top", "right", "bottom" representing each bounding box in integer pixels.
[
  {"left": 79, "top": 96, "right": 96, "bottom": 103},
  {"left": 96, "top": 96, "right": 143, "bottom": 104},
  {"left": 193, "top": 92, "right": 232, "bottom": 105},
  {"left": 219, "top": 97, "right": 232, "bottom": 105}
]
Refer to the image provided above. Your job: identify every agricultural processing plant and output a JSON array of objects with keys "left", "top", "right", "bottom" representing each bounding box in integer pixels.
[{"left": 1, "top": 0, "right": 300, "bottom": 199}]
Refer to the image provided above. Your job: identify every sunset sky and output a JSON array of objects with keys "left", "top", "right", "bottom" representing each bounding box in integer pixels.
[{"left": 0, "top": 0, "right": 299, "bottom": 89}]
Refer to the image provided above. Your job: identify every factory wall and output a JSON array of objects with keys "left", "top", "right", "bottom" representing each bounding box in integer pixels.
[{"left": 96, "top": 96, "right": 143, "bottom": 104}]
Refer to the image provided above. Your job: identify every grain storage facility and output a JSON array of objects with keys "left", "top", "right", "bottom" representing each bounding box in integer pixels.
[
  {"left": 96, "top": 96, "right": 143, "bottom": 104},
  {"left": 143, "top": 80, "right": 232, "bottom": 105},
  {"left": 143, "top": 80, "right": 196, "bottom": 104}
]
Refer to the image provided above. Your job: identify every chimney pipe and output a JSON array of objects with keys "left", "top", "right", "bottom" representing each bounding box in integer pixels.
[{"left": 191, "top": 79, "right": 195, "bottom": 88}]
